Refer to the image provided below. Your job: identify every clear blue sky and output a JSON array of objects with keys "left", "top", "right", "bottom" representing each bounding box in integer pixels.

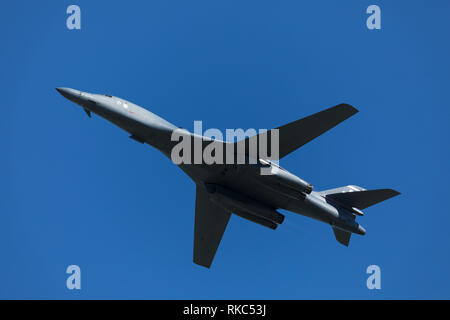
[{"left": 1, "top": 1, "right": 449, "bottom": 299}]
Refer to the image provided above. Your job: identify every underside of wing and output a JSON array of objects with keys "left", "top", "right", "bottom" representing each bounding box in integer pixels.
[
  {"left": 233, "top": 104, "right": 358, "bottom": 160},
  {"left": 193, "top": 185, "right": 231, "bottom": 268}
]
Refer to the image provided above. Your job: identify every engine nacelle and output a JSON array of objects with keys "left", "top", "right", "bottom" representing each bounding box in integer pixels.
[
  {"left": 230, "top": 210, "right": 278, "bottom": 230},
  {"left": 207, "top": 184, "right": 285, "bottom": 225},
  {"left": 251, "top": 159, "right": 313, "bottom": 194}
]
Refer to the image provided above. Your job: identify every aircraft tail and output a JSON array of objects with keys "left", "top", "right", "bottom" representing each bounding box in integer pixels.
[
  {"left": 320, "top": 185, "right": 400, "bottom": 246},
  {"left": 332, "top": 227, "right": 352, "bottom": 246},
  {"left": 320, "top": 186, "right": 400, "bottom": 210}
]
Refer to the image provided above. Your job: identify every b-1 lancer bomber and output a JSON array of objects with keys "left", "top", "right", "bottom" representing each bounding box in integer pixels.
[{"left": 57, "top": 87, "right": 400, "bottom": 268}]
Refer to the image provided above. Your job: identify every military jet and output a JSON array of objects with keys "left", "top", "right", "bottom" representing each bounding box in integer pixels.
[{"left": 56, "top": 87, "right": 400, "bottom": 268}]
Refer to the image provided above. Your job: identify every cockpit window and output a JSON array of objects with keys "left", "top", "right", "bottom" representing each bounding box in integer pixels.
[{"left": 103, "top": 94, "right": 112, "bottom": 97}]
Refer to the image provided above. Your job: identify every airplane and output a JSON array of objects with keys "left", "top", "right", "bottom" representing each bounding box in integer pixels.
[{"left": 56, "top": 87, "right": 400, "bottom": 268}]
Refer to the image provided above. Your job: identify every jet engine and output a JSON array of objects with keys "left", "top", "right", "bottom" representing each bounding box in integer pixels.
[
  {"left": 248, "top": 159, "right": 313, "bottom": 195},
  {"left": 206, "top": 184, "right": 285, "bottom": 227}
]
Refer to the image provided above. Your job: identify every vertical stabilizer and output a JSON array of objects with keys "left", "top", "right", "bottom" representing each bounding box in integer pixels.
[{"left": 332, "top": 227, "right": 352, "bottom": 246}]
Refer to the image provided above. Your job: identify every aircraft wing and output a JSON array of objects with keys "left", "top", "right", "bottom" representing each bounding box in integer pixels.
[
  {"left": 193, "top": 186, "right": 231, "bottom": 268},
  {"left": 233, "top": 104, "right": 358, "bottom": 160}
]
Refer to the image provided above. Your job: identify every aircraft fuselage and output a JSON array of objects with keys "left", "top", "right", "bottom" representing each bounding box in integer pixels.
[{"left": 56, "top": 88, "right": 366, "bottom": 238}]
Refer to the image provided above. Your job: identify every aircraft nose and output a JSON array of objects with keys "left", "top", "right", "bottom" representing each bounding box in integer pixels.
[{"left": 56, "top": 87, "right": 81, "bottom": 100}]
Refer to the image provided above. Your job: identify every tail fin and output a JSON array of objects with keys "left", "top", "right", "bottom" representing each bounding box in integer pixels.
[
  {"left": 322, "top": 185, "right": 400, "bottom": 246},
  {"left": 332, "top": 227, "right": 352, "bottom": 246}
]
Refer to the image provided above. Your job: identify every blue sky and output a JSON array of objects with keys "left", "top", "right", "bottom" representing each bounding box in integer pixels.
[{"left": 1, "top": 1, "right": 449, "bottom": 299}]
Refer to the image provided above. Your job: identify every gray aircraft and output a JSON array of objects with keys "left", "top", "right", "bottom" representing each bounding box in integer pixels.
[{"left": 57, "top": 87, "right": 400, "bottom": 268}]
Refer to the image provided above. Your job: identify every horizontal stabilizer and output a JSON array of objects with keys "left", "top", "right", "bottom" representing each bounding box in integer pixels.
[
  {"left": 332, "top": 227, "right": 352, "bottom": 246},
  {"left": 325, "top": 189, "right": 400, "bottom": 210},
  {"left": 319, "top": 185, "right": 366, "bottom": 196}
]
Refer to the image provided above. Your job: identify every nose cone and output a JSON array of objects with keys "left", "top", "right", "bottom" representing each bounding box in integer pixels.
[{"left": 56, "top": 87, "right": 81, "bottom": 101}]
